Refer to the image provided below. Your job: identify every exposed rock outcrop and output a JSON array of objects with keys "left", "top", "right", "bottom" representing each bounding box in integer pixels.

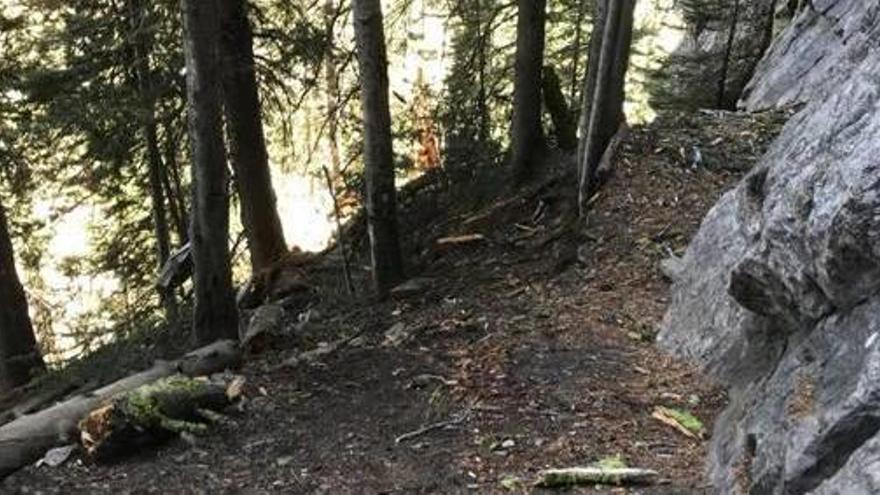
[
  {"left": 658, "top": 0, "right": 880, "bottom": 492},
  {"left": 646, "top": 0, "right": 782, "bottom": 110},
  {"left": 741, "top": 0, "right": 880, "bottom": 111}
]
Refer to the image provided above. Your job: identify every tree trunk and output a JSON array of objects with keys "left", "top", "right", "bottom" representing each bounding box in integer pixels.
[
  {"left": 0, "top": 340, "right": 239, "bottom": 479},
  {"left": 161, "top": 124, "right": 189, "bottom": 244},
  {"left": 569, "top": 0, "right": 588, "bottom": 105},
  {"left": 353, "top": 0, "right": 404, "bottom": 297},
  {"left": 576, "top": 0, "right": 608, "bottom": 178},
  {"left": 510, "top": 0, "right": 547, "bottom": 185},
  {"left": 578, "top": 0, "right": 635, "bottom": 213},
  {"left": 181, "top": 0, "right": 239, "bottom": 345},
  {"left": 717, "top": 0, "right": 741, "bottom": 109},
  {"left": 476, "top": 1, "right": 489, "bottom": 143},
  {"left": 542, "top": 66, "right": 577, "bottom": 151},
  {"left": 219, "top": 0, "right": 288, "bottom": 272},
  {"left": 129, "top": 0, "right": 178, "bottom": 324},
  {"left": 324, "top": 0, "right": 343, "bottom": 178},
  {"left": 0, "top": 201, "right": 44, "bottom": 394}
]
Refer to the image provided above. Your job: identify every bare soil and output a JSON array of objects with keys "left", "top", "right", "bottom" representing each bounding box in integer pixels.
[{"left": 4, "top": 109, "right": 787, "bottom": 494}]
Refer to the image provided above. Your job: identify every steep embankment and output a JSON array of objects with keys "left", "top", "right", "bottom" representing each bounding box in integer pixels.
[{"left": 659, "top": 1, "right": 880, "bottom": 493}]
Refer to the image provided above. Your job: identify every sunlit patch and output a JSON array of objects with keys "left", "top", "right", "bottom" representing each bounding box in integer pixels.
[
  {"left": 271, "top": 170, "right": 335, "bottom": 253},
  {"left": 626, "top": 0, "right": 686, "bottom": 125}
]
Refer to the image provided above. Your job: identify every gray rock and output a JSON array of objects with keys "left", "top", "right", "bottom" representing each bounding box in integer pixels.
[
  {"left": 240, "top": 303, "right": 286, "bottom": 350},
  {"left": 649, "top": 0, "right": 780, "bottom": 109},
  {"left": 741, "top": 0, "right": 880, "bottom": 111},
  {"left": 812, "top": 433, "right": 880, "bottom": 494},
  {"left": 659, "top": 1, "right": 880, "bottom": 492}
]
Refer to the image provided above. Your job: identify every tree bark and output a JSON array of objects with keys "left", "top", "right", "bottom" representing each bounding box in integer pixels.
[
  {"left": 129, "top": 0, "right": 178, "bottom": 324},
  {"left": 717, "top": 0, "right": 741, "bottom": 109},
  {"left": 576, "top": 0, "right": 608, "bottom": 178},
  {"left": 510, "top": 0, "right": 547, "bottom": 185},
  {"left": 542, "top": 66, "right": 577, "bottom": 151},
  {"left": 353, "top": 0, "right": 404, "bottom": 297},
  {"left": 181, "top": 0, "right": 239, "bottom": 345},
  {"left": 161, "top": 125, "right": 189, "bottom": 244},
  {"left": 0, "top": 340, "right": 239, "bottom": 479},
  {"left": 578, "top": 0, "right": 635, "bottom": 213},
  {"left": 219, "top": 0, "right": 288, "bottom": 272},
  {"left": 569, "top": 0, "right": 588, "bottom": 105},
  {"left": 324, "top": 0, "right": 343, "bottom": 178},
  {"left": 0, "top": 201, "right": 44, "bottom": 394},
  {"left": 476, "top": 1, "right": 490, "bottom": 143}
]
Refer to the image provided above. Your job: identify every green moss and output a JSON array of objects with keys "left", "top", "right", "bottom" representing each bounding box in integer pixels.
[
  {"left": 658, "top": 406, "right": 704, "bottom": 434},
  {"left": 596, "top": 454, "right": 627, "bottom": 470},
  {"left": 120, "top": 376, "right": 212, "bottom": 434}
]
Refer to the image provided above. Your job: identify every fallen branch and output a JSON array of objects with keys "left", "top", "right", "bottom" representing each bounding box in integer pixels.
[
  {"left": 275, "top": 330, "right": 364, "bottom": 370},
  {"left": 535, "top": 467, "right": 660, "bottom": 487},
  {"left": 0, "top": 340, "right": 240, "bottom": 479},
  {"left": 651, "top": 406, "right": 703, "bottom": 439},
  {"left": 395, "top": 411, "right": 469, "bottom": 444},
  {"left": 436, "top": 234, "right": 485, "bottom": 246}
]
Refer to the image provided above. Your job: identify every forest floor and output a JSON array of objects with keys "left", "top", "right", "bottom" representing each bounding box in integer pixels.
[{"left": 5, "top": 109, "right": 788, "bottom": 494}]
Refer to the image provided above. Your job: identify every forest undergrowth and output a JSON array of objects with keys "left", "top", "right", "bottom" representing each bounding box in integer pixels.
[{"left": 7, "top": 108, "right": 789, "bottom": 493}]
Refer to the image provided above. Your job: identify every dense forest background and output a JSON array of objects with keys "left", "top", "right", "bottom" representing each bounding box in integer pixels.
[
  {"left": 0, "top": 0, "right": 785, "bottom": 365},
  {"left": 8, "top": 0, "right": 863, "bottom": 490}
]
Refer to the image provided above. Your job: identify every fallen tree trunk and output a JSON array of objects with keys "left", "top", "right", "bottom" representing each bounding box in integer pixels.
[
  {"left": 80, "top": 375, "right": 233, "bottom": 460},
  {"left": 0, "top": 381, "right": 80, "bottom": 427},
  {"left": 0, "top": 340, "right": 240, "bottom": 479},
  {"left": 535, "top": 467, "right": 660, "bottom": 487}
]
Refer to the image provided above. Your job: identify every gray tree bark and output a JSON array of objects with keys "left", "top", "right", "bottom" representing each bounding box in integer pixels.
[
  {"left": 717, "top": 0, "right": 741, "bottom": 108},
  {"left": 219, "top": 0, "right": 288, "bottom": 273},
  {"left": 0, "top": 201, "right": 44, "bottom": 393},
  {"left": 578, "top": 0, "right": 636, "bottom": 213},
  {"left": 181, "top": 0, "right": 238, "bottom": 344},
  {"left": 510, "top": 0, "right": 547, "bottom": 185},
  {"left": 542, "top": 66, "right": 577, "bottom": 151},
  {"left": 576, "top": 0, "right": 608, "bottom": 178},
  {"left": 352, "top": 0, "right": 404, "bottom": 297}
]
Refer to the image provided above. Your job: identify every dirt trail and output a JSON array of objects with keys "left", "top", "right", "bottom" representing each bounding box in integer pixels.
[{"left": 6, "top": 110, "right": 786, "bottom": 494}]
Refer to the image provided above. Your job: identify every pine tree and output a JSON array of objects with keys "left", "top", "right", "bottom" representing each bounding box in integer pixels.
[
  {"left": 181, "top": 0, "right": 238, "bottom": 344},
  {"left": 510, "top": 0, "right": 547, "bottom": 185},
  {"left": 219, "top": 0, "right": 289, "bottom": 273},
  {"left": 0, "top": 200, "right": 45, "bottom": 392},
  {"left": 352, "top": 0, "right": 404, "bottom": 296},
  {"left": 578, "top": 0, "right": 636, "bottom": 212}
]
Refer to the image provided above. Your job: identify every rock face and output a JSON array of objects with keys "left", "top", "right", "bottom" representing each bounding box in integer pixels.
[
  {"left": 648, "top": 0, "right": 781, "bottom": 110},
  {"left": 658, "top": 0, "right": 880, "bottom": 492},
  {"left": 742, "top": 0, "right": 880, "bottom": 111}
]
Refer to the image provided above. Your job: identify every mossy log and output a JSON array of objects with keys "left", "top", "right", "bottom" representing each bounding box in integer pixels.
[
  {"left": 79, "top": 376, "right": 231, "bottom": 460},
  {"left": 0, "top": 340, "right": 240, "bottom": 478},
  {"left": 535, "top": 467, "right": 660, "bottom": 487}
]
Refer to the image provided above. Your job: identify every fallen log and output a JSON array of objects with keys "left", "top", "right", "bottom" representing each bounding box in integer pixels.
[
  {"left": 535, "top": 467, "right": 660, "bottom": 487},
  {"left": 79, "top": 375, "right": 233, "bottom": 460},
  {"left": 0, "top": 340, "right": 240, "bottom": 479}
]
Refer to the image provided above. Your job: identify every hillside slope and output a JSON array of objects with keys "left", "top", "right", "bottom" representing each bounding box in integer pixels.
[{"left": 6, "top": 110, "right": 784, "bottom": 493}]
